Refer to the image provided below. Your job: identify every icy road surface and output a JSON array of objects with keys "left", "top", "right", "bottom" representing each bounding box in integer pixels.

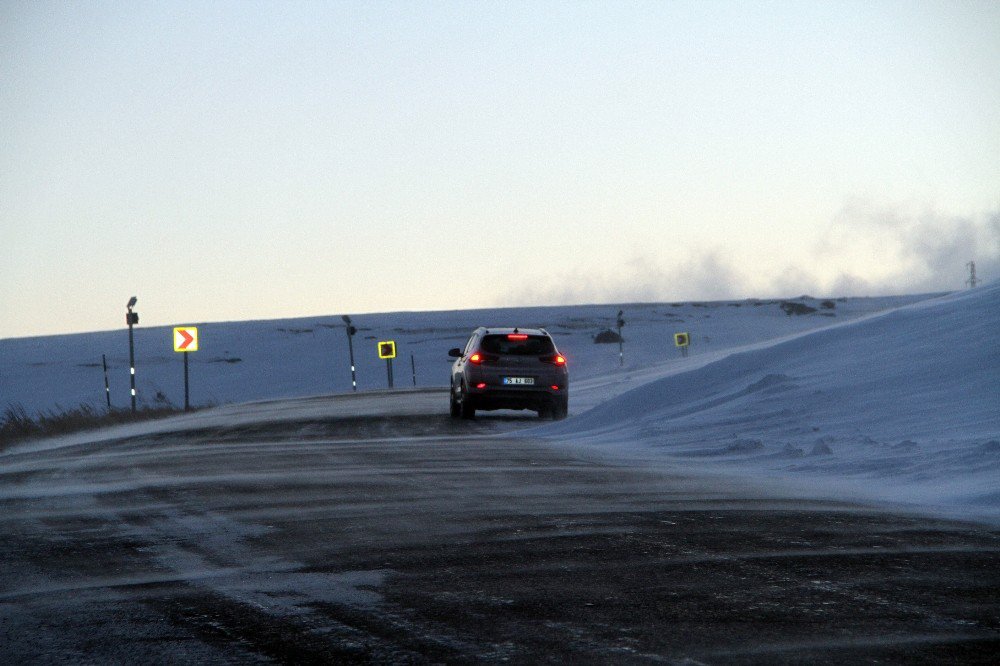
[{"left": 2, "top": 390, "right": 998, "bottom": 663}]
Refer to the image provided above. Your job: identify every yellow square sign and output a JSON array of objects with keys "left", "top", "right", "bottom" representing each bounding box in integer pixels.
[
  {"left": 674, "top": 332, "right": 690, "bottom": 347},
  {"left": 173, "top": 327, "right": 199, "bottom": 352},
  {"left": 378, "top": 340, "right": 396, "bottom": 359}
]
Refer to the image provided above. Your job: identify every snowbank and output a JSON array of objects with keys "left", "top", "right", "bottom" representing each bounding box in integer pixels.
[{"left": 535, "top": 283, "right": 1000, "bottom": 522}]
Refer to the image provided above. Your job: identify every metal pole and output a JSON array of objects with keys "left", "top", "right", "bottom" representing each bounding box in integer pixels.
[
  {"left": 102, "top": 354, "right": 111, "bottom": 409},
  {"left": 386, "top": 358, "right": 394, "bottom": 389},
  {"left": 346, "top": 327, "right": 357, "bottom": 391},
  {"left": 411, "top": 353, "right": 417, "bottom": 387},
  {"left": 128, "top": 317, "right": 136, "bottom": 412},
  {"left": 183, "top": 352, "right": 190, "bottom": 411}
]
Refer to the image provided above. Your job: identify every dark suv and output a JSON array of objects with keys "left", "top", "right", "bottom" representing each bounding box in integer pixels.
[{"left": 448, "top": 327, "right": 569, "bottom": 420}]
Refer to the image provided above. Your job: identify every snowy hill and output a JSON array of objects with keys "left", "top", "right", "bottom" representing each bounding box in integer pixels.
[
  {"left": 535, "top": 282, "right": 1000, "bottom": 522},
  {"left": 1, "top": 294, "right": 930, "bottom": 417}
]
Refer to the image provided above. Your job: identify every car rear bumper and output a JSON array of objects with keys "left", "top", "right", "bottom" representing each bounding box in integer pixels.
[{"left": 467, "top": 384, "right": 568, "bottom": 411}]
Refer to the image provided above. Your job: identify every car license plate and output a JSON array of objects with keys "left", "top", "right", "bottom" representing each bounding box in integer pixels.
[{"left": 503, "top": 377, "right": 534, "bottom": 386}]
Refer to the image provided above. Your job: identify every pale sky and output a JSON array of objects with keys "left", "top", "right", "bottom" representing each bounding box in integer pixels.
[{"left": 3, "top": 1, "right": 998, "bottom": 339}]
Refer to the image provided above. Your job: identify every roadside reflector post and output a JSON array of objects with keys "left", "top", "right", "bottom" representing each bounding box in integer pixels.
[
  {"left": 411, "top": 353, "right": 417, "bottom": 387},
  {"left": 342, "top": 315, "right": 358, "bottom": 391},
  {"left": 616, "top": 310, "right": 625, "bottom": 367},
  {"left": 378, "top": 340, "right": 397, "bottom": 389},
  {"left": 173, "top": 327, "right": 199, "bottom": 411},
  {"left": 126, "top": 296, "right": 138, "bottom": 413},
  {"left": 102, "top": 354, "right": 111, "bottom": 410}
]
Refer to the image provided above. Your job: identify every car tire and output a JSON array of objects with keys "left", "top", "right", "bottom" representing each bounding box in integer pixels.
[
  {"left": 459, "top": 383, "right": 476, "bottom": 419},
  {"left": 449, "top": 384, "right": 461, "bottom": 418},
  {"left": 552, "top": 398, "right": 568, "bottom": 420}
]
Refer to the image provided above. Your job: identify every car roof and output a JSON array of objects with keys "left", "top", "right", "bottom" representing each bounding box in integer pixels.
[{"left": 475, "top": 327, "right": 549, "bottom": 336}]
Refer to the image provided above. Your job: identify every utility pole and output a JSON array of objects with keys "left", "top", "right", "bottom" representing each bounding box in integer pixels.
[{"left": 966, "top": 261, "right": 979, "bottom": 288}]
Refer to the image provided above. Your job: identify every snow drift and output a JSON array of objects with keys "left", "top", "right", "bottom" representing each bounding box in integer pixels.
[{"left": 537, "top": 282, "right": 1000, "bottom": 521}]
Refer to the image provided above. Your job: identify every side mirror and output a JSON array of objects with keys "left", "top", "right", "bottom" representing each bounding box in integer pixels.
[{"left": 447, "top": 348, "right": 462, "bottom": 358}]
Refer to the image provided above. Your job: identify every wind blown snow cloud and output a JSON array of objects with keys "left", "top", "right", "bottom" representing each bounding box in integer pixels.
[
  {"left": 512, "top": 252, "right": 746, "bottom": 306},
  {"left": 506, "top": 202, "right": 999, "bottom": 304},
  {"left": 820, "top": 200, "right": 1000, "bottom": 295}
]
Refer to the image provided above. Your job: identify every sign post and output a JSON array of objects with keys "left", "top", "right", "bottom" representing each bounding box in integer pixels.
[
  {"left": 378, "top": 340, "right": 396, "bottom": 389},
  {"left": 173, "top": 327, "right": 199, "bottom": 411},
  {"left": 674, "top": 331, "right": 690, "bottom": 357}
]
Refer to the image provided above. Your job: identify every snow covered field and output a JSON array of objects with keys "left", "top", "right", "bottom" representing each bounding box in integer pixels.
[
  {"left": 2, "top": 285, "right": 996, "bottom": 522},
  {"left": 1, "top": 293, "right": 936, "bottom": 415}
]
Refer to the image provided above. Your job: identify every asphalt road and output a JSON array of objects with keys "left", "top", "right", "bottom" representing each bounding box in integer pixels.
[{"left": 1, "top": 389, "right": 998, "bottom": 664}]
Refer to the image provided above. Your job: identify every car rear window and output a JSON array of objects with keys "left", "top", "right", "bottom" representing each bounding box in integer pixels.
[{"left": 480, "top": 334, "right": 555, "bottom": 356}]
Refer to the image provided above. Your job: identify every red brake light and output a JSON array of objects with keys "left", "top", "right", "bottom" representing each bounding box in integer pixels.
[
  {"left": 507, "top": 334, "right": 528, "bottom": 340},
  {"left": 476, "top": 382, "right": 487, "bottom": 389},
  {"left": 469, "top": 353, "right": 483, "bottom": 364},
  {"left": 553, "top": 355, "right": 566, "bottom": 366}
]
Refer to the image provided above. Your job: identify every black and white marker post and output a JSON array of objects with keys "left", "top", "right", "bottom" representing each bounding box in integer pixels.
[
  {"left": 102, "top": 354, "right": 111, "bottom": 410},
  {"left": 342, "top": 315, "right": 358, "bottom": 391},
  {"left": 617, "top": 310, "right": 626, "bottom": 367},
  {"left": 126, "top": 296, "right": 139, "bottom": 413}
]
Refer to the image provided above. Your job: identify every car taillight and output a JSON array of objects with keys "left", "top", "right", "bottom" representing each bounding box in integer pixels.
[
  {"left": 469, "top": 352, "right": 498, "bottom": 365},
  {"left": 541, "top": 354, "right": 566, "bottom": 366},
  {"left": 507, "top": 334, "right": 528, "bottom": 340},
  {"left": 476, "top": 382, "right": 487, "bottom": 389}
]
